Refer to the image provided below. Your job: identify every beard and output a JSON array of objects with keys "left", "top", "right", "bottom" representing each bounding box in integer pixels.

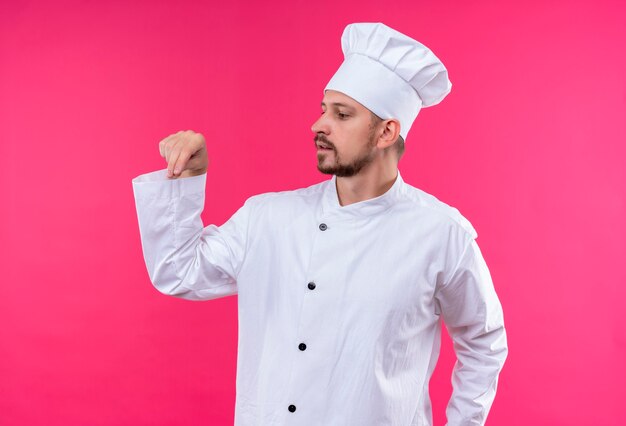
[{"left": 315, "top": 130, "right": 377, "bottom": 177}]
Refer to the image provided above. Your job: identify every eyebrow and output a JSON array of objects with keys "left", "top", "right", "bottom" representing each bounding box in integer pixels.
[{"left": 321, "top": 101, "right": 356, "bottom": 111}]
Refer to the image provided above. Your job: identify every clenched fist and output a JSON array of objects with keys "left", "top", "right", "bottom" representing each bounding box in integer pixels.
[{"left": 159, "top": 130, "right": 208, "bottom": 179}]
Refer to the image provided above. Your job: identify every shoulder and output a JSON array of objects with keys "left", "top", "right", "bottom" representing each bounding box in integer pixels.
[
  {"left": 243, "top": 179, "right": 328, "bottom": 209},
  {"left": 398, "top": 180, "right": 478, "bottom": 240}
]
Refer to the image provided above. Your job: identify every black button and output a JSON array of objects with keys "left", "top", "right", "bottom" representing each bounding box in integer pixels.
[
  {"left": 298, "top": 343, "right": 307, "bottom": 351},
  {"left": 319, "top": 223, "right": 328, "bottom": 231},
  {"left": 288, "top": 404, "right": 296, "bottom": 412},
  {"left": 307, "top": 282, "right": 316, "bottom": 290}
]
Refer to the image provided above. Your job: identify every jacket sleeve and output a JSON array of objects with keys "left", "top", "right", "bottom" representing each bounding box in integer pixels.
[
  {"left": 131, "top": 168, "right": 252, "bottom": 301},
  {"left": 434, "top": 233, "right": 508, "bottom": 426}
]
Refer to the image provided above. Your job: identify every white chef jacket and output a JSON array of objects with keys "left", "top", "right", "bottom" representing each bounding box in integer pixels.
[{"left": 132, "top": 168, "right": 508, "bottom": 426}]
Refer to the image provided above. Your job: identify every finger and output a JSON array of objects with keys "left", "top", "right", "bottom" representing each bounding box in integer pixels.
[
  {"left": 174, "top": 148, "right": 193, "bottom": 176},
  {"left": 167, "top": 141, "right": 184, "bottom": 177},
  {"left": 162, "top": 131, "right": 184, "bottom": 156},
  {"left": 165, "top": 140, "right": 176, "bottom": 162},
  {"left": 159, "top": 134, "right": 176, "bottom": 158}
]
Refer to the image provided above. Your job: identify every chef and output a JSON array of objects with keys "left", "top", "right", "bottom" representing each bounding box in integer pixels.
[{"left": 132, "top": 22, "right": 508, "bottom": 426}]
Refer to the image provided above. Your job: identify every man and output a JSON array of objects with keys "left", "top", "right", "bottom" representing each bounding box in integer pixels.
[{"left": 132, "top": 22, "right": 508, "bottom": 426}]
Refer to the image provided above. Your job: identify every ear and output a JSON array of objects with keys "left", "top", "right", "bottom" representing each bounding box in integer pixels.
[{"left": 376, "top": 119, "right": 401, "bottom": 149}]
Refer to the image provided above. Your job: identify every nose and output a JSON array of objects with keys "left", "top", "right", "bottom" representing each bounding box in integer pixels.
[{"left": 311, "top": 112, "right": 329, "bottom": 135}]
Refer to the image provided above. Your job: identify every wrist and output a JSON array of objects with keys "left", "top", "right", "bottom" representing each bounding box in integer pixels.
[{"left": 179, "top": 168, "right": 207, "bottom": 178}]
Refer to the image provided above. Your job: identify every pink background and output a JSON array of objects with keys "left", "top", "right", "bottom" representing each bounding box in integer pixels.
[{"left": 1, "top": 1, "right": 625, "bottom": 425}]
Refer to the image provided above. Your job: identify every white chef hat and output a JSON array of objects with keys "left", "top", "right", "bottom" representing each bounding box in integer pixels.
[{"left": 324, "top": 22, "right": 452, "bottom": 140}]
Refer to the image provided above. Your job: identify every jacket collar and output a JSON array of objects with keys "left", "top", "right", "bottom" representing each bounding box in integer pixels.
[{"left": 321, "top": 170, "right": 405, "bottom": 219}]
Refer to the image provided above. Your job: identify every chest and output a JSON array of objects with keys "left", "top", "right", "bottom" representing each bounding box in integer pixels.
[{"left": 240, "top": 206, "right": 449, "bottom": 318}]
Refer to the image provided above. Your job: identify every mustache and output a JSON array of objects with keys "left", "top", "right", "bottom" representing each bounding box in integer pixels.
[{"left": 314, "top": 134, "right": 335, "bottom": 150}]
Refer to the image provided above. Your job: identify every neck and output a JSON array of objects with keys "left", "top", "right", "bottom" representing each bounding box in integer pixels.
[{"left": 335, "top": 162, "right": 398, "bottom": 206}]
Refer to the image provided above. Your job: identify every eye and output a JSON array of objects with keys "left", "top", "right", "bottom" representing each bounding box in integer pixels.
[{"left": 337, "top": 112, "right": 349, "bottom": 119}]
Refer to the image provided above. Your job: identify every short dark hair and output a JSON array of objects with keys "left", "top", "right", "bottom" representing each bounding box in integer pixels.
[{"left": 370, "top": 112, "right": 406, "bottom": 160}]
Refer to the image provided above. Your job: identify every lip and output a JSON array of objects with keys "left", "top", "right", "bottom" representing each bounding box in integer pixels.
[{"left": 316, "top": 143, "right": 333, "bottom": 151}]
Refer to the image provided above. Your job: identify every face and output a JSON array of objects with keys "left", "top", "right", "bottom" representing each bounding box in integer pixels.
[{"left": 311, "top": 90, "right": 379, "bottom": 177}]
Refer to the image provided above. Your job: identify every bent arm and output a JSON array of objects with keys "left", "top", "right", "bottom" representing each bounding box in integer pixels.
[
  {"left": 132, "top": 169, "right": 250, "bottom": 301},
  {"left": 435, "top": 236, "right": 508, "bottom": 425}
]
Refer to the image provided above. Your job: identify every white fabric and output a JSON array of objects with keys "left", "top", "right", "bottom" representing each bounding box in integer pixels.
[
  {"left": 325, "top": 22, "right": 452, "bottom": 140},
  {"left": 132, "top": 169, "right": 508, "bottom": 426}
]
